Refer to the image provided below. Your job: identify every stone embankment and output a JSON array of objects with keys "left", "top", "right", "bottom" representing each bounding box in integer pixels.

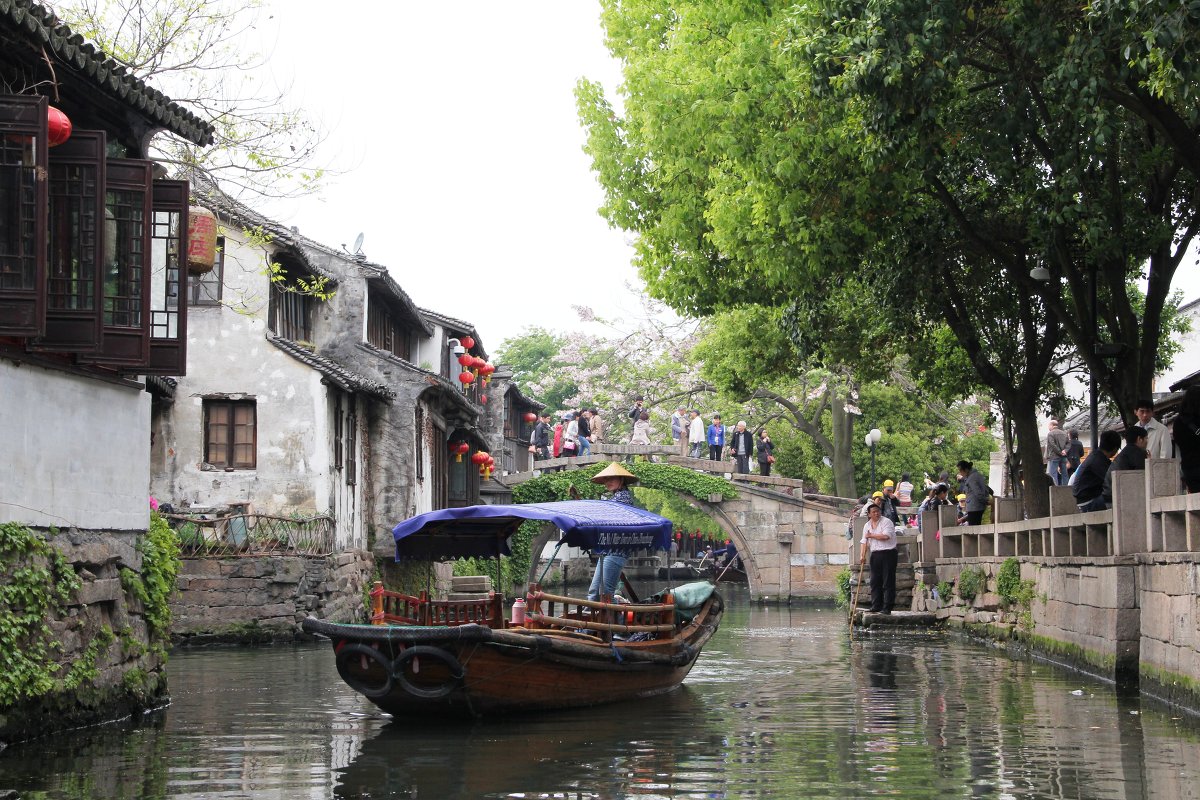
[{"left": 171, "top": 551, "right": 375, "bottom": 643}]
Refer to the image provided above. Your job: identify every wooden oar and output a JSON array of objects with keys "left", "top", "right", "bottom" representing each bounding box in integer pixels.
[{"left": 848, "top": 546, "right": 867, "bottom": 632}]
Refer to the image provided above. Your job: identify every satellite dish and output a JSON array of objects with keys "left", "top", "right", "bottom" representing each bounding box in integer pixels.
[{"left": 352, "top": 232, "right": 364, "bottom": 253}]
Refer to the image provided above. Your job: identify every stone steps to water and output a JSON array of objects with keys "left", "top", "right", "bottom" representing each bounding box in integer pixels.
[{"left": 851, "top": 610, "right": 942, "bottom": 629}]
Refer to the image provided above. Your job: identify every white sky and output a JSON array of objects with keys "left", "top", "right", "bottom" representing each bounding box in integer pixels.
[{"left": 250, "top": 1, "right": 650, "bottom": 351}]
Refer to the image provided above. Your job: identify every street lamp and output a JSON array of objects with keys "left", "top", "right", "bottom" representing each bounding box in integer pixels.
[{"left": 864, "top": 428, "right": 882, "bottom": 491}]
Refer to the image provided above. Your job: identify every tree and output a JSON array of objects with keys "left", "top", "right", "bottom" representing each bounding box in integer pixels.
[
  {"left": 577, "top": 0, "right": 1195, "bottom": 516},
  {"left": 49, "top": 0, "right": 326, "bottom": 200}
]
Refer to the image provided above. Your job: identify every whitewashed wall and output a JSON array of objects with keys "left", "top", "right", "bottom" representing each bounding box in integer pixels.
[{"left": 2, "top": 361, "right": 150, "bottom": 531}]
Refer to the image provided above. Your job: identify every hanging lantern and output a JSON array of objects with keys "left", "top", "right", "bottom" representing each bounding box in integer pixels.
[
  {"left": 460, "top": 335, "right": 475, "bottom": 350},
  {"left": 450, "top": 441, "right": 470, "bottom": 462},
  {"left": 186, "top": 206, "right": 219, "bottom": 275},
  {"left": 471, "top": 451, "right": 489, "bottom": 467},
  {"left": 458, "top": 371, "right": 475, "bottom": 385},
  {"left": 471, "top": 356, "right": 487, "bottom": 371},
  {"left": 480, "top": 363, "right": 496, "bottom": 384},
  {"left": 457, "top": 354, "right": 473, "bottom": 368},
  {"left": 47, "top": 106, "right": 72, "bottom": 147},
  {"left": 524, "top": 412, "right": 537, "bottom": 424},
  {"left": 480, "top": 394, "right": 487, "bottom": 404}
]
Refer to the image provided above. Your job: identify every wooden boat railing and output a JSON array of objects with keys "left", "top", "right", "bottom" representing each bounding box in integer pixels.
[
  {"left": 524, "top": 587, "right": 677, "bottom": 642},
  {"left": 369, "top": 582, "right": 504, "bottom": 628}
]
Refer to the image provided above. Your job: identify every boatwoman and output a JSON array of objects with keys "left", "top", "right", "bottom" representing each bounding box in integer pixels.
[{"left": 587, "top": 462, "right": 639, "bottom": 601}]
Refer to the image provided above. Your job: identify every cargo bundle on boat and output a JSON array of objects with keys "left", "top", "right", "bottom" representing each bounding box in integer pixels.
[{"left": 302, "top": 500, "right": 723, "bottom": 717}]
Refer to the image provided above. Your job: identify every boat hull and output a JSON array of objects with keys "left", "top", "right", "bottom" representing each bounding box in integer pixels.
[{"left": 303, "top": 592, "right": 723, "bottom": 717}]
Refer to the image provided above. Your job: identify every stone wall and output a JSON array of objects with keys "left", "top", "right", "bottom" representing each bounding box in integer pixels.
[
  {"left": 1, "top": 530, "right": 167, "bottom": 746},
  {"left": 920, "top": 557, "right": 1140, "bottom": 683},
  {"left": 1136, "top": 553, "right": 1200, "bottom": 709},
  {"left": 171, "top": 550, "right": 375, "bottom": 643}
]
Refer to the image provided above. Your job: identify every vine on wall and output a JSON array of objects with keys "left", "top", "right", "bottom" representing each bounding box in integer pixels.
[{"left": 0, "top": 522, "right": 81, "bottom": 707}]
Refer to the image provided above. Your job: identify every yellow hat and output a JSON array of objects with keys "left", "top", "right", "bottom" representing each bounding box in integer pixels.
[
  {"left": 883, "top": 479, "right": 895, "bottom": 487},
  {"left": 956, "top": 493, "right": 967, "bottom": 501},
  {"left": 591, "top": 462, "right": 639, "bottom": 485},
  {"left": 871, "top": 491, "right": 884, "bottom": 498}
]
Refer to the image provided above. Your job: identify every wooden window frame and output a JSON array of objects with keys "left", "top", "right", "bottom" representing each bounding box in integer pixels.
[
  {"left": 143, "top": 179, "right": 189, "bottom": 375},
  {"left": 345, "top": 402, "right": 357, "bottom": 487},
  {"left": 268, "top": 261, "right": 314, "bottom": 342},
  {"left": 333, "top": 391, "right": 344, "bottom": 471},
  {"left": 0, "top": 95, "right": 48, "bottom": 337},
  {"left": 204, "top": 399, "right": 257, "bottom": 469},
  {"left": 367, "top": 294, "right": 412, "bottom": 360},
  {"left": 415, "top": 405, "right": 425, "bottom": 481},
  {"left": 36, "top": 129, "right": 106, "bottom": 352}
]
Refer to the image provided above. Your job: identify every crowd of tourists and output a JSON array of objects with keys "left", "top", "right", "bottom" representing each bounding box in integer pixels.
[{"left": 529, "top": 399, "right": 778, "bottom": 476}]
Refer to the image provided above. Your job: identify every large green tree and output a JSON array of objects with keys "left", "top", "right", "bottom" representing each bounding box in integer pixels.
[{"left": 577, "top": 0, "right": 1194, "bottom": 516}]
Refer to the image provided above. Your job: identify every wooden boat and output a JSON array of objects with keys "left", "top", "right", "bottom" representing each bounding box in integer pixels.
[
  {"left": 657, "top": 562, "right": 704, "bottom": 580},
  {"left": 302, "top": 500, "right": 724, "bottom": 717}
]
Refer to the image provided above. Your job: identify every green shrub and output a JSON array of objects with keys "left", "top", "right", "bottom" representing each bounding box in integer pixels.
[
  {"left": 957, "top": 566, "right": 985, "bottom": 602},
  {"left": 936, "top": 581, "right": 953, "bottom": 603},
  {"left": 835, "top": 568, "right": 851, "bottom": 607}
]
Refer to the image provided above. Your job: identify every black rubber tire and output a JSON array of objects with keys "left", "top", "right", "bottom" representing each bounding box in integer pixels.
[
  {"left": 391, "top": 646, "right": 466, "bottom": 700},
  {"left": 335, "top": 642, "right": 394, "bottom": 699}
]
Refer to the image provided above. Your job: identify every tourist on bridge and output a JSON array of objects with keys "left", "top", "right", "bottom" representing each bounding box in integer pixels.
[
  {"left": 629, "top": 396, "right": 645, "bottom": 422},
  {"left": 916, "top": 483, "right": 951, "bottom": 533},
  {"left": 576, "top": 409, "right": 592, "bottom": 456},
  {"left": 1045, "top": 419, "right": 1070, "bottom": 485},
  {"left": 532, "top": 410, "right": 552, "bottom": 460},
  {"left": 587, "top": 462, "right": 639, "bottom": 601},
  {"left": 1072, "top": 430, "right": 1122, "bottom": 512},
  {"left": 552, "top": 415, "right": 565, "bottom": 458},
  {"left": 630, "top": 410, "right": 652, "bottom": 444},
  {"left": 563, "top": 412, "right": 580, "bottom": 457},
  {"left": 1135, "top": 399, "right": 1172, "bottom": 460},
  {"left": 860, "top": 503, "right": 898, "bottom": 614},
  {"left": 756, "top": 429, "right": 775, "bottom": 476},
  {"left": 730, "top": 421, "right": 754, "bottom": 474},
  {"left": 1175, "top": 386, "right": 1200, "bottom": 492},
  {"left": 879, "top": 480, "right": 902, "bottom": 524},
  {"left": 1065, "top": 429, "right": 1085, "bottom": 482},
  {"left": 707, "top": 414, "right": 726, "bottom": 460},
  {"left": 589, "top": 408, "right": 605, "bottom": 445},
  {"left": 955, "top": 460, "right": 990, "bottom": 525},
  {"left": 671, "top": 406, "right": 688, "bottom": 446},
  {"left": 688, "top": 410, "right": 706, "bottom": 458},
  {"left": 1103, "top": 426, "right": 1148, "bottom": 508}
]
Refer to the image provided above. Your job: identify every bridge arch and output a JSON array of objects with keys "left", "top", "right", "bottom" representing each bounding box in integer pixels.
[{"left": 505, "top": 459, "right": 853, "bottom": 601}]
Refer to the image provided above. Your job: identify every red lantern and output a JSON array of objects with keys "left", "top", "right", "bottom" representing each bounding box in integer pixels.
[
  {"left": 480, "top": 363, "right": 495, "bottom": 376},
  {"left": 472, "top": 356, "right": 487, "bottom": 371},
  {"left": 524, "top": 411, "right": 537, "bottom": 423},
  {"left": 450, "top": 442, "right": 469, "bottom": 462},
  {"left": 480, "top": 394, "right": 487, "bottom": 404},
  {"left": 471, "top": 451, "right": 489, "bottom": 466},
  {"left": 460, "top": 336, "right": 475, "bottom": 350},
  {"left": 457, "top": 354, "right": 473, "bottom": 368},
  {"left": 458, "top": 371, "right": 475, "bottom": 385},
  {"left": 47, "top": 106, "right": 72, "bottom": 147}
]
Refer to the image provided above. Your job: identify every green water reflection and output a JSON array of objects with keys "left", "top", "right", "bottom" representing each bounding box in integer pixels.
[{"left": 1, "top": 590, "right": 1198, "bottom": 799}]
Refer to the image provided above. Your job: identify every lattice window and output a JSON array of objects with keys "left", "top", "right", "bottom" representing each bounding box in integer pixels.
[
  {"left": 204, "top": 399, "right": 257, "bottom": 469},
  {"left": 189, "top": 235, "right": 223, "bottom": 305}
]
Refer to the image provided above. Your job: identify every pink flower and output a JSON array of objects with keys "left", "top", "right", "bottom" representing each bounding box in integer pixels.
[{"left": 149, "top": 496, "right": 159, "bottom": 511}]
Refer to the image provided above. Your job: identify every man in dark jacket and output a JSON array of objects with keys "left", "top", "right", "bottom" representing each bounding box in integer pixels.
[
  {"left": 532, "top": 411, "right": 552, "bottom": 460},
  {"left": 1073, "top": 430, "right": 1122, "bottom": 512},
  {"left": 1103, "top": 426, "right": 1148, "bottom": 508},
  {"left": 729, "top": 421, "right": 754, "bottom": 474}
]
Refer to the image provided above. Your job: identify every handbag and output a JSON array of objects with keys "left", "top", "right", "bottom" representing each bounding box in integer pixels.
[
  {"left": 563, "top": 439, "right": 577, "bottom": 452},
  {"left": 767, "top": 455, "right": 775, "bottom": 464}
]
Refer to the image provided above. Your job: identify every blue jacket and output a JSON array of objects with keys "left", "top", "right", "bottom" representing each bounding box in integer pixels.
[{"left": 707, "top": 423, "right": 725, "bottom": 446}]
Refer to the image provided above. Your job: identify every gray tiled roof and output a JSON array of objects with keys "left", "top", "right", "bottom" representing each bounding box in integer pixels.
[
  {"left": 1, "top": 0, "right": 214, "bottom": 145},
  {"left": 269, "top": 334, "right": 394, "bottom": 401}
]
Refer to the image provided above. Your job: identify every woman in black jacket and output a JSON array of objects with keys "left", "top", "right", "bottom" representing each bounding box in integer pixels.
[{"left": 756, "top": 429, "right": 775, "bottom": 476}]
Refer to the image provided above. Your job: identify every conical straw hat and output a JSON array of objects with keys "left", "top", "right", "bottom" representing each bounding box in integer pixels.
[{"left": 591, "top": 462, "right": 639, "bottom": 484}]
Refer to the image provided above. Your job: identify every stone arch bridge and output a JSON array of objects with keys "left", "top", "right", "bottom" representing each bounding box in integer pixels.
[{"left": 498, "top": 444, "right": 857, "bottom": 601}]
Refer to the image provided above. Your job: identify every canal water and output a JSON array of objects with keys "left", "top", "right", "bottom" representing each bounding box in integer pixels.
[{"left": 3, "top": 588, "right": 1200, "bottom": 799}]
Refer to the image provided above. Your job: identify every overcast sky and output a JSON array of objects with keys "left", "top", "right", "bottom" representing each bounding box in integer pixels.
[{"left": 253, "top": 1, "right": 648, "bottom": 351}]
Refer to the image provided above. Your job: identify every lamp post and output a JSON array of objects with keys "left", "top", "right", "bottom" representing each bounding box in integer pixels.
[{"left": 864, "top": 428, "right": 882, "bottom": 491}]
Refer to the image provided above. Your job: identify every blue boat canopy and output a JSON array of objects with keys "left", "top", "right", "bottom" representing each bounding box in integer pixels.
[{"left": 391, "top": 500, "right": 674, "bottom": 561}]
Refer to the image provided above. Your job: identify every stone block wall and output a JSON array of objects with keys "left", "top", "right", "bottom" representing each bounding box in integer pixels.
[
  {"left": 923, "top": 557, "right": 1140, "bottom": 682},
  {"left": 171, "top": 550, "right": 375, "bottom": 643},
  {"left": 1136, "top": 553, "right": 1200, "bottom": 709},
  {"left": 1, "top": 530, "right": 167, "bottom": 746}
]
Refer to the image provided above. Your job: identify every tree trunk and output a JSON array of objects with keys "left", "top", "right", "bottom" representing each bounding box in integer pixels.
[
  {"left": 1010, "top": 402, "right": 1052, "bottom": 519},
  {"left": 830, "top": 392, "right": 856, "bottom": 498}
]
